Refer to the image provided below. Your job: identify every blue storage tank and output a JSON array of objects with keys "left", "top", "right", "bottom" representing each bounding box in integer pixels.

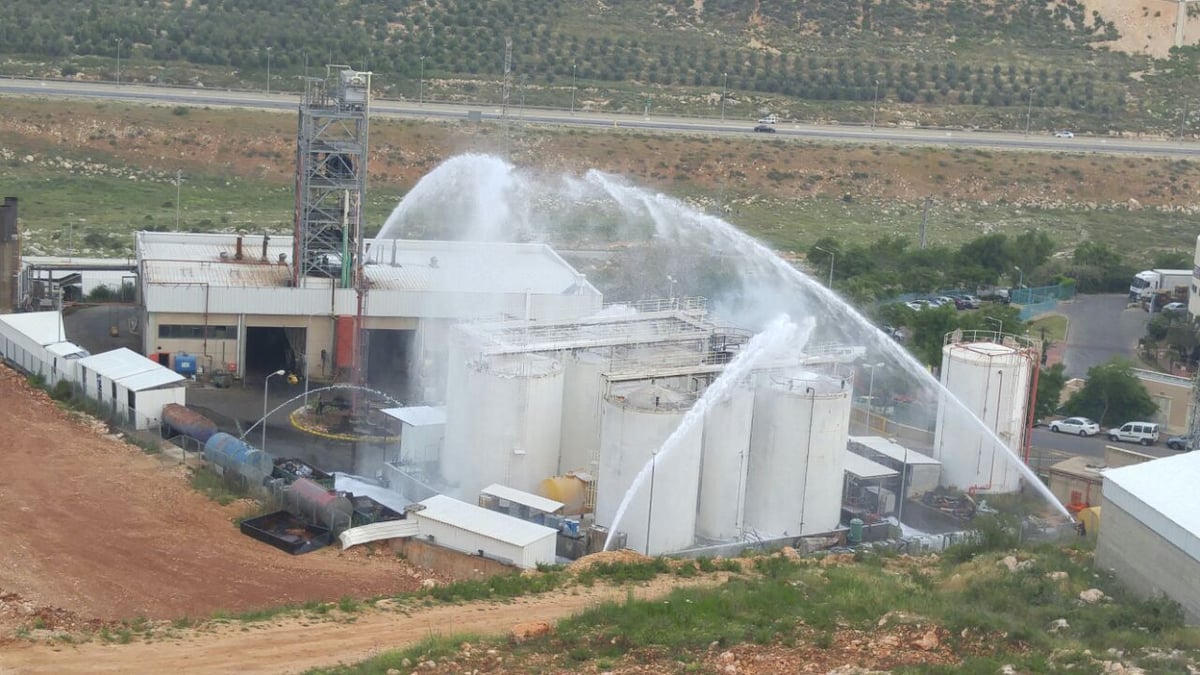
[
  {"left": 204, "top": 432, "right": 274, "bottom": 487},
  {"left": 174, "top": 353, "right": 198, "bottom": 377}
]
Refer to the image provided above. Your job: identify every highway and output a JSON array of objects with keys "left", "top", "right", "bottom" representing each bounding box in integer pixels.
[{"left": 2, "top": 77, "right": 1199, "bottom": 158}]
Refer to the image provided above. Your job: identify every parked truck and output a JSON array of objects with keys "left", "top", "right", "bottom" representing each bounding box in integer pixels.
[{"left": 1130, "top": 268, "right": 1192, "bottom": 301}]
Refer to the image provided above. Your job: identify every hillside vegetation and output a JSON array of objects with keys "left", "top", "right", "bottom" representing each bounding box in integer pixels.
[{"left": 3, "top": 0, "right": 1200, "bottom": 133}]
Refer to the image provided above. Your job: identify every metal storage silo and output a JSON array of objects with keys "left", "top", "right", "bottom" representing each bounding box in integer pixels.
[
  {"left": 933, "top": 333, "right": 1036, "bottom": 494},
  {"left": 442, "top": 352, "right": 565, "bottom": 500},
  {"left": 203, "top": 432, "right": 274, "bottom": 488},
  {"left": 558, "top": 349, "right": 608, "bottom": 475},
  {"left": 696, "top": 380, "right": 755, "bottom": 541},
  {"left": 743, "top": 372, "right": 851, "bottom": 538},
  {"left": 595, "top": 382, "right": 703, "bottom": 556}
]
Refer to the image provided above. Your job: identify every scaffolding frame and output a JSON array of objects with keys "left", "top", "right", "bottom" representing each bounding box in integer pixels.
[{"left": 293, "top": 66, "right": 372, "bottom": 287}]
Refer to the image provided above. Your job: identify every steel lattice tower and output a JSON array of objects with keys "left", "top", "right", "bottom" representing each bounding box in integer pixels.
[{"left": 293, "top": 66, "right": 372, "bottom": 287}]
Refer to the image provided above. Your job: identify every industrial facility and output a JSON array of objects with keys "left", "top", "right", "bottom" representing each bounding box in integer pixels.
[{"left": 0, "top": 64, "right": 1059, "bottom": 572}]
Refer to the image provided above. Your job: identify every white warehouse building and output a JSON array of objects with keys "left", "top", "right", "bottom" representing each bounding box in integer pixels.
[{"left": 135, "top": 231, "right": 602, "bottom": 401}]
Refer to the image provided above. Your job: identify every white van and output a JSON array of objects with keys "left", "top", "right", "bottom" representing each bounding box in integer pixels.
[{"left": 1107, "top": 421, "right": 1160, "bottom": 446}]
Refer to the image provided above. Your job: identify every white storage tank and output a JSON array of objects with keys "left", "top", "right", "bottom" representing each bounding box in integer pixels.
[
  {"left": 743, "top": 372, "right": 851, "bottom": 538},
  {"left": 442, "top": 352, "right": 565, "bottom": 500},
  {"left": 933, "top": 334, "right": 1035, "bottom": 494},
  {"left": 595, "top": 382, "right": 703, "bottom": 556},
  {"left": 1191, "top": 234, "right": 1200, "bottom": 317},
  {"left": 696, "top": 379, "right": 755, "bottom": 541},
  {"left": 558, "top": 349, "right": 608, "bottom": 475}
]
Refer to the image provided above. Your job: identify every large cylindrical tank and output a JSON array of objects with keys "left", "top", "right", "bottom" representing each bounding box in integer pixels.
[
  {"left": 933, "top": 337, "right": 1034, "bottom": 494},
  {"left": 1191, "top": 235, "right": 1200, "bottom": 316},
  {"left": 442, "top": 352, "right": 565, "bottom": 500},
  {"left": 696, "top": 380, "right": 755, "bottom": 541},
  {"left": 162, "top": 403, "right": 218, "bottom": 443},
  {"left": 285, "top": 477, "right": 354, "bottom": 531},
  {"left": 595, "top": 382, "right": 702, "bottom": 556},
  {"left": 203, "top": 432, "right": 274, "bottom": 487},
  {"left": 743, "top": 372, "right": 852, "bottom": 538},
  {"left": 558, "top": 349, "right": 608, "bottom": 475}
]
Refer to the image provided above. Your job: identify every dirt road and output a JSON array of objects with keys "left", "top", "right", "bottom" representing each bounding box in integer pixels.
[{"left": 2, "top": 577, "right": 705, "bottom": 674}]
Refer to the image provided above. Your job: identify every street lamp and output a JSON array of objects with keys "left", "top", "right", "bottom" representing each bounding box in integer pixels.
[
  {"left": 814, "top": 245, "right": 835, "bottom": 288},
  {"left": 115, "top": 38, "right": 122, "bottom": 87},
  {"left": 1014, "top": 265, "right": 1024, "bottom": 289},
  {"left": 174, "top": 170, "right": 182, "bottom": 231},
  {"left": 984, "top": 316, "right": 1003, "bottom": 340},
  {"left": 1024, "top": 88, "right": 1033, "bottom": 137},
  {"left": 266, "top": 47, "right": 272, "bottom": 95},
  {"left": 864, "top": 362, "right": 885, "bottom": 430},
  {"left": 666, "top": 274, "right": 677, "bottom": 305},
  {"left": 721, "top": 72, "right": 728, "bottom": 122},
  {"left": 570, "top": 60, "right": 577, "bottom": 114},
  {"left": 262, "top": 369, "right": 286, "bottom": 451},
  {"left": 872, "top": 79, "right": 879, "bottom": 129},
  {"left": 419, "top": 55, "right": 425, "bottom": 106}
]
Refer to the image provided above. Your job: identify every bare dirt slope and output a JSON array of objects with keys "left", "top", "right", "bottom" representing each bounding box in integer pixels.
[
  {"left": 1081, "top": 0, "right": 1196, "bottom": 57},
  {"left": 0, "top": 365, "right": 430, "bottom": 627}
]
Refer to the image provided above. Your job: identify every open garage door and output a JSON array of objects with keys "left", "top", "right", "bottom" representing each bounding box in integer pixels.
[
  {"left": 245, "top": 326, "right": 291, "bottom": 379},
  {"left": 365, "top": 328, "right": 415, "bottom": 400}
]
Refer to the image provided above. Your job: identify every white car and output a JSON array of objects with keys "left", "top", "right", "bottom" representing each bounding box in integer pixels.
[
  {"left": 1054, "top": 131, "right": 1074, "bottom": 138},
  {"left": 1049, "top": 416, "right": 1099, "bottom": 436},
  {"left": 757, "top": 115, "right": 777, "bottom": 124},
  {"left": 1162, "top": 301, "right": 1187, "bottom": 314}
]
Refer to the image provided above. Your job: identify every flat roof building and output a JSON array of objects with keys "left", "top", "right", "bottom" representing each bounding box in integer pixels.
[{"left": 135, "top": 231, "right": 602, "bottom": 401}]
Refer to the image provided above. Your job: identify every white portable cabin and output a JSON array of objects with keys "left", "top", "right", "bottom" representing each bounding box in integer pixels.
[
  {"left": 848, "top": 435, "right": 942, "bottom": 498},
  {"left": 0, "top": 311, "right": 88, "bottom": 385},
  {"left": 380, "top": 405, "right": 446, "bottom": 467},
  {"left": 75, "top": 347, "right": 186, "bottom": 429},
  {"left": 414, "top": 494, "right": 557, "bottom": 569}
]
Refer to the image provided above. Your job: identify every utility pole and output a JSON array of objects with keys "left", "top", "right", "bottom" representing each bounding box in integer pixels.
[
  {"left": 721, "top": 72, "right": 728, "bottom": 122},
  {"left": 115, "top": 38, "right": 123, "bottom": 87},
  {"left": 571, "top": 59, "right": 577, "bottom": 114},
  {"left": 266, "top": 47, "right": 272, "bottom": 95},
  {"left": 175, "top": 170, "right": 182, "bottom": 231},
  {"left": 919, "top": 197, "right": 930, "bottom": 249},
  {"left": 1024, "top": 88, "right": 1033, "bottom": 137}
]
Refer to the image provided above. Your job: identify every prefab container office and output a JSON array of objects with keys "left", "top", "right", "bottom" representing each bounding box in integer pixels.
[
  {"left": 414, "top": 494, "right": 557, "bottom": 569},
  {"left": 75, "top": 347, "right": 186, "bottom": 429},
  {"left": 0, "top": 311, "right": 86, "bottom": 385}
]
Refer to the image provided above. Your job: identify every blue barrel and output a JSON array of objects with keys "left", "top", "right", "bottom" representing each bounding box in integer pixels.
[
  {"left": 204, "top": 432, "right": 274, "bottom": 485},
  {"left": 174, "top": 353, "right": 197, "bottom": 377},
  {"left": 162, "top": 403, "right": 218, "bottom": 443}
]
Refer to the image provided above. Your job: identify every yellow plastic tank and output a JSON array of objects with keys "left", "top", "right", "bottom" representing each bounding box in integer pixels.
[{"left": 540, "top": 473, "right": 591, "bottom": 515}]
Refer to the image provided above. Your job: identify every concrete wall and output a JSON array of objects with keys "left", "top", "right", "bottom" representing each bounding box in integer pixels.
[
  {"left": 1047, "top": 470, "right": 1102, "bottom": 509},
  {"left": 1095, "top": 499, "right": 1200, "bottom": 625},
  {"left": 1133, "top": 372, "right": 1191, "bottom": 433},
  {"left": 388, "top": 537, "right": 514, "bottom": 580},
  {"left": 1104, "top": 445, "right": 1155, "bottom": 469}
]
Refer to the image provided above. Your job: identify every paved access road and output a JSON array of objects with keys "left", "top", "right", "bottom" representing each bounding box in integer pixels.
[
  {"left": 1030, "top": 426, "right": 1182, "bottom": 462},
  {"left": 2, "top": 77, "right": 1199, "bottom": 158},
  {"left": 1058, "top": 293, "right": 1148, "bottom": 379}
]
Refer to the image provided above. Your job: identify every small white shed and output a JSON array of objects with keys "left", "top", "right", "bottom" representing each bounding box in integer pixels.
[
  {"left": 414, "top": 494, "right": 557, "bottom": 569},
  {"left": 75, "top": 347, "right": 186, "bottom": 429},
  {"left": 380, "top": 406, "right": 446, "bottom": 465},
  {"left": 0, "top": 311, "right": 87, "bottom": 385},
  {"left": 848, "top": 435, "right": 942, "bottom": 497}
]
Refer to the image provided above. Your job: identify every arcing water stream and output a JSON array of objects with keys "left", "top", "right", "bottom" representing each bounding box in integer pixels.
[{"left": 379, "top": 154, "right": 1071, "bottom": 540}]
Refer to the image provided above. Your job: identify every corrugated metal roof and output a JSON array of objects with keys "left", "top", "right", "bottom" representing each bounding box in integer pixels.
[
  {"left": 137, "top": 231, "right": 601, "bottom": 297},
  {"left": 339, "top": 520, "right": 419, "bottom": 549},
  {"left": 1103, "top": 452, "right": 1200, "bottom": 540},
  {"left": 117, "top": 367, "right": 185, "bottom": 392},
  {"left": 0, "top": 311, "right": 65, "bottom": 346},
  {"left": 380, "top": 406, "right": 447, "bottom": 427},
  {"left": 849, "top": 436, "right": 941, "bottom": 465},
  {"left": 77, "top": 347, "right": 163, "bottom": 381},
  {"left": 843, "top": 451, "right": 899, "bottom": 480},
  {"left": 45, "top": 341, "right": 89, "bottom": 358},
  {"left": 333, "top": 473, "right": 413, "bottom": 513},
  {"left": 481, "top": 483, "right": 565, "bottom": 514},
  {"left": 417, "top": 494, "right": 556, "bottom": 547}
]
